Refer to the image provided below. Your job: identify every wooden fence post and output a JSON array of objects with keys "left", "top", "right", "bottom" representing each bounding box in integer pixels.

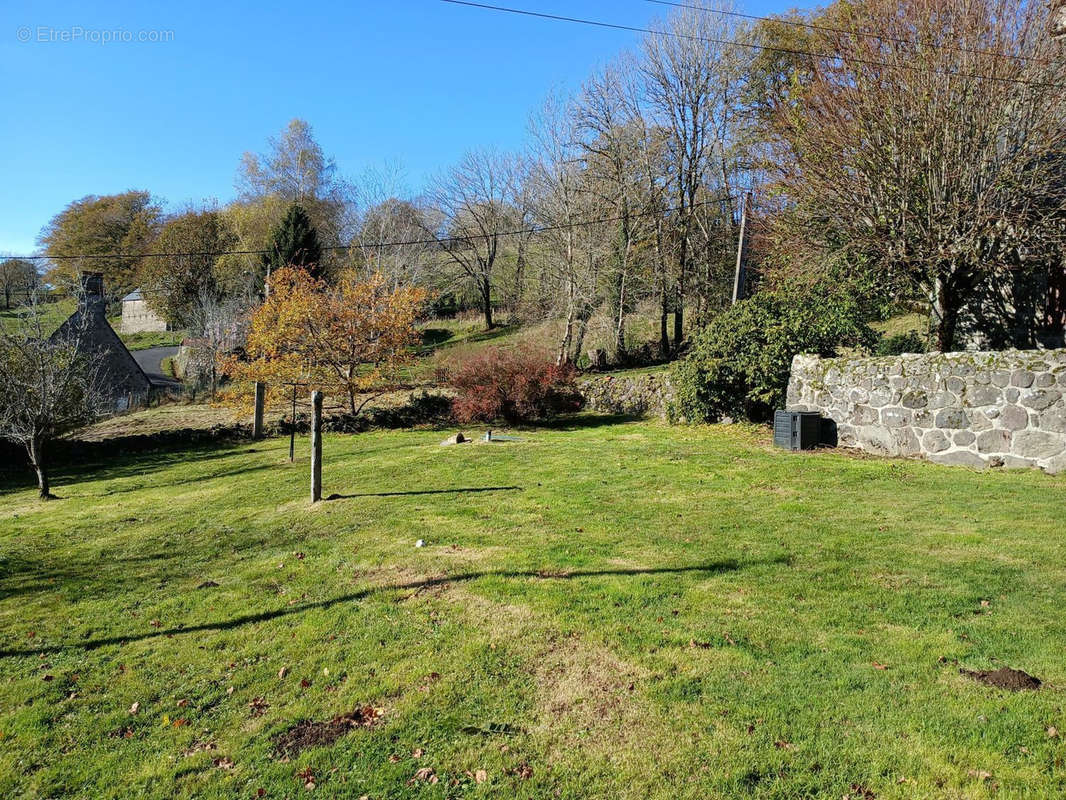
[
  {"left": 310, "top": 390, "right": 323, "bottom": 503},
  {"left": 252, "top": 382, "right": 265, "bottom": 440}
]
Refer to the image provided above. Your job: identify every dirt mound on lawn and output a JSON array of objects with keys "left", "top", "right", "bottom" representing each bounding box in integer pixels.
[
  {"left": 272, "top": 706, "right": 383, "bottom": 757},
  {"left": 961, "top": 667, "right": 1041, "bottom": 691}
]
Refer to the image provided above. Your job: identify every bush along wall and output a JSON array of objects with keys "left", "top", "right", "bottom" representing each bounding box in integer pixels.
[
  {"left": 788, "top": 349, "right": 1066, "bottom": 473},
  {"left": 670, "top": 292, "right": 877, "bottom": 423}
]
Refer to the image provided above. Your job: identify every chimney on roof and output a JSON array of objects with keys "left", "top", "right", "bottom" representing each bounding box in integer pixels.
[{"left": 79, "top": 271, "right": 106, "bottom": 316}]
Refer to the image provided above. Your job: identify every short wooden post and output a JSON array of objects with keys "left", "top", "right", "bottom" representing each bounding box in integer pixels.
[
  {"left": 252, "top": 382, "right": 265, "bottom": 440},
  {"left": 310, "top": 390, "right": 323, "bottom": 503}
]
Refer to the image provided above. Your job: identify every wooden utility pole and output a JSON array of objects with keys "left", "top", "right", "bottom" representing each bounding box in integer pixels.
[
  {"left": 288, "top": 385, "right": 297, "bottom": 463},
  {"left": 310, "top": 390, "right": 323, "bottom": 503},
  {"left": 252, "top": 382, "right": 265, "bottom": 440},
  {"left": 732, "top": 192, "right": 750, "bottom": 305}
]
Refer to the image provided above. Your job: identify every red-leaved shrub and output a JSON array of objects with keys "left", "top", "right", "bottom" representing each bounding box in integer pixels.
[{"left": 450, "top": 346, "right": 584, "bottom": 424}]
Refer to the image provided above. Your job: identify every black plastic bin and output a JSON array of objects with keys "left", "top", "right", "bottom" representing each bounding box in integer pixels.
[{"left": 773, "top": 410, "right": 822, "bottom": 451}]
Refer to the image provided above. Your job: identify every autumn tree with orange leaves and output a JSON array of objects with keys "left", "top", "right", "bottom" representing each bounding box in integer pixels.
[{"left": 219, "top": 267, "right": 428, "bottom": 414}]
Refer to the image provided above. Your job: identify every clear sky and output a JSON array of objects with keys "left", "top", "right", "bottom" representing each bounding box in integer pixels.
[{"left": 0, "top": 0, "right": 795, "bottom": 256}]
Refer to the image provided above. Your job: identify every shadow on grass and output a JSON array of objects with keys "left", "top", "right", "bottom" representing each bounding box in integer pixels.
[
  {"left": 326, "top": 485, "right": 521, "bottom": 500},
  {"left": 0, "top": 444, "right": 264, "bottom": 494},
  {"left": 535, "top": 413, "right": 646, "bottom": 431},
  {"left": 0, "top": 556, "right": 790, "bottom": 657}
]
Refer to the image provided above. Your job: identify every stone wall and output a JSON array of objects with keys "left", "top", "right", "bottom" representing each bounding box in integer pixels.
[
  {"left": 579, "top": 371, "right": 674, "bottom": 418},
  {"left": 121, "top": 297, "right": 169, "bottom": 333},
  {"left": 787, "top": 349, "right": 1066, "bottom": 473}
]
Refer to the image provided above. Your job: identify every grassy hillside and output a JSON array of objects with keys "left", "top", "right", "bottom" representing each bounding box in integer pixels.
[{"left": 2, "top": 420, "right": 1065, "bottom": 798}]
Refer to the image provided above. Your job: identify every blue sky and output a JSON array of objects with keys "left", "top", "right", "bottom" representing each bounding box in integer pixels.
[{"left": 0, "top": 0, "right": 794, "bottom": 256}]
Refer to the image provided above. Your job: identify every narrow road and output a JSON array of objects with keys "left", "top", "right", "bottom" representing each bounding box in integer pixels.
[{"left": 133, "top": 345, "right": 181, "bottom": 388}]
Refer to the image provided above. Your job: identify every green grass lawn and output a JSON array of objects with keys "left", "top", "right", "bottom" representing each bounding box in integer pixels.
[
  {"left": 0, "top": 299, "right": 76, "bottom": 336},
  {"left": 119, "top": 330, "right": 186, "bottom": 351},
  {"left": 2, "top": 419, "right": 1065, "bottom": 798}
]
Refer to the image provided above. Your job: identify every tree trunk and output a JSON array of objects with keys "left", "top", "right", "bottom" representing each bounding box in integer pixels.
[
  {"left": 674, "top": 233, "right": 686, "bottom": 347},
  {"left": 933, "top": 277, "right": 961, "bottom": 352},
  {"left": 659, "top": 279, "right": 671, "bottom": 358},
  {"left": 28, "top": 435, "right": 52, "bottom": 500},
  {"left": 614, "top": 269, "right": 627, "bottom": 359},
  {"left": 481, "top": 279, "right": 493, "bottom": 330}
]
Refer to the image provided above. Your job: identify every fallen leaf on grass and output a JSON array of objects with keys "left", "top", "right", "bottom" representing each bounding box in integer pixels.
[
  {"left": 843, "top": 784, "right": 876, "bottom": 799},
  {"left": 474, "top": 769, "right": 488, "bottom": 783},
  {"left": 279, "top": 666, "right": 289, "bottom": 679},
  {"left": 248, "top": 697, "right": 269, "bottom": 717},
  {"left": 297, "top": 766, "right": 315, "bottom": 790},
  {"left": 508, "top": 763, "right": 533, "bottom": 780},
  {"left": 774, "top": 740, "right": 794, "bottom": 750},
  {"left": 408, "top": 767, "right": 438, "bottom": 785},
  {"left": 129, "top": 702, "right": 140, "bottom": 715},
  {"left": 183, "top": 741, "right": 217, "bottom": 756},
  {"left": 176, "top": 698, "right": 188, "bottom": 708},
  {"left": 412, "top": 748, "right": 424, "bottom": 758},
  {"left": 872, "top": 662, "right": 889, "bottom": 670},
  {"left": 967, "top": 770, "right": 992, "bottom": 781},
  {"left": 1048, "top": 726, "right": 1058, "bottom": 738},
  {"left": 213, "top": 757, "right": 234, "bottom": 770}
]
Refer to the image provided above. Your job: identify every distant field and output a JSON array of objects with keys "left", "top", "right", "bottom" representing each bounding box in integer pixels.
[
  {"left": 0, "top": 299, "right": 184, "bottom": 350},
  {"left": 0, "top": 298, "right": 76, "bottom": 336},
  {"left": 3, "top": 419, "right": 1065, "bottom": 798}
]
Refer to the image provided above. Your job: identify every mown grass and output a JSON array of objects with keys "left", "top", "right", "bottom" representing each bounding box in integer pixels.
[{"left": 2, "top": 419, "right": 1065, "bottom": 798}]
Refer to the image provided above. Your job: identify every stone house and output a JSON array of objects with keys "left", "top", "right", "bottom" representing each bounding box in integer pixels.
[
  {"left": 52, "top": 273, "right": 152, "bottom": 412},
  {"left": 120, "top": 289, "right": 170, "bottom": 333}
]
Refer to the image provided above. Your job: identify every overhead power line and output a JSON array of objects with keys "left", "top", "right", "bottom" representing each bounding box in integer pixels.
[
  {"left": 9, "top": 191, "right": 744, "bottom": 263},
  {"left": 645, "top": 0, "right": 1053, "bottom": 66},
  {"left": 440, "top": 0, "right": 1064, "bottom": 90}
]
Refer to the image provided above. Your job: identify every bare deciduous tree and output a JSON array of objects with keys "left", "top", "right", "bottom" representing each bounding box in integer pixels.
[
  {"left": 641, "top": 0, "right": 750, "bottom": 348},
  {"left": 428, "top": 150, "right": 520, "bottom": 329},
  {"left": 0, "top": 287, "right": 107, "bottom": 499},
  {"left": 769, "top": 0, "right": 1066, "bottom": 351}
]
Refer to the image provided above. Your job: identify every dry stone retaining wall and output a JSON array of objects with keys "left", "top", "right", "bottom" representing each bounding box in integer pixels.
[
  {"left": 787, "top": 349, "right": 1066, "bottom": 473},
  {"left": 579, "top": 372, "right": 674, "bottom": 418}
]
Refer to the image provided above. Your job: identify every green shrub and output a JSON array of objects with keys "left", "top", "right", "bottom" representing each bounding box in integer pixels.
[
  {"left": 671, "top": 292, "right": 877, "bottom": 423},
  {"left": 875, "top": 330, "right": 926, "bottom": 356}
]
